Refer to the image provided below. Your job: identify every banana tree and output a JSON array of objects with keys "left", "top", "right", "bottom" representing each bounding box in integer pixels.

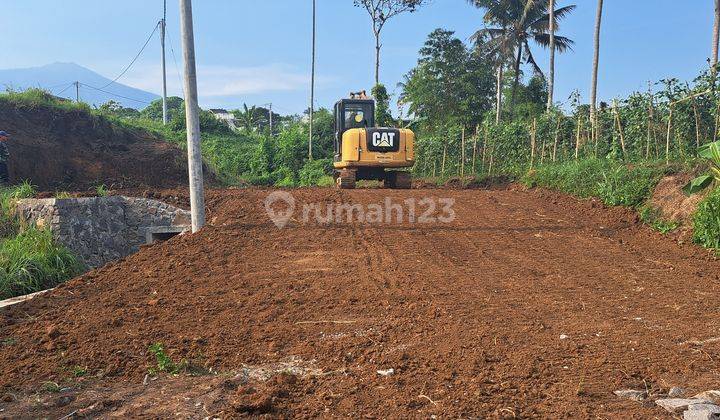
[{"left": 683, "top": 140, "right": 720, "bottom": 195}]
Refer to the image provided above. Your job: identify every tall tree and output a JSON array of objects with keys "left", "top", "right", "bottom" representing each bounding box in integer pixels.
[
  {"left": 354, "top": 0, "right": 428, "bottom": 85},
  {"left": 399, "top": 29, "right": 495, "bottom": 132},
  {"left": 589, "top": 0, "right": 603, "bottom": 136},
  {"left": 546, "top": 0, "right": 555, "bottom": 111},
  {"left": 467, "top": 0, "right": 575, "bottom": 117}
]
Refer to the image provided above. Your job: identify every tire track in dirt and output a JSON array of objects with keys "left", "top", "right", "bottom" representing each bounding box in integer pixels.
[{"left": 1, "top": 187, "right": 719, "bottom": 418}]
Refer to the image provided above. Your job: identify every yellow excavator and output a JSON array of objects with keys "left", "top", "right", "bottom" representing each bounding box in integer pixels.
[{"left": 333, "top": 91, "right": 415, "bottom": 189}]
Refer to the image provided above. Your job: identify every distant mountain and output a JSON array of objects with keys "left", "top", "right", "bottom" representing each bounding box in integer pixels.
[{"left": 0, "top": 63, "right": 159, "bottom": 110}]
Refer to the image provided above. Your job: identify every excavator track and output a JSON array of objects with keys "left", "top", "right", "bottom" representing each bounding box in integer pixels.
[
  {"left": 385, "top": 171, "right": 412, "bottom": 189},
  {"left": 336, "top": 169, "right": 357, "bottom": 189}
]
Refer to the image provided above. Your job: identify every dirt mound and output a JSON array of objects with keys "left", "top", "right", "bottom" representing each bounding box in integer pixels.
[
  {"left": 649, "top": 175, "right": 706, "bottom": 223},
  {"left": 0, "top": 100, "right": 212, "bottom": 191},
  {"left": 1, "top": 188, "right": 720, "bottom": 418}
]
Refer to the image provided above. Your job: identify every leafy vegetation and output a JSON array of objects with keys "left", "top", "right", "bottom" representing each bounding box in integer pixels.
[
  {"left": 693, "top": 187, "right": 720, "bottom": 251},
  {"left": 148, "top": 343, "right": 186, "bottom": 375}
]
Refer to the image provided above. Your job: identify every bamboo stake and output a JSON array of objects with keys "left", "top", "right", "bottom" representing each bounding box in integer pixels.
[
  {"left": 669, "top": 89, "right": 712, "bottom": 106},
  {"left": 460, "top": 127, "right": 466, "bottom": 178},
  {"left": 575, "top": 114, "right": 581, "bottom": 159},
  {"left": 441, "top": 143, "right": 447, "bottom": 176},
  {"left": 684, "top": 83, "right": 702, "bottom": 150},
  {"left": 530, "top": 119, "right": 537, "bottom": 169},
  {"left": 666, "top": 106, "right": 674, "bottom": 164},
  {"left": 471, "top": 124, "right": 479, "bottom": 174},
  {"left": 594, "top": 111, "right": 600, "bottom": 158},
  {"left": 714, "top": 100, "right": 720, "bottom": 143},
  {"left": 487, "top": 136, "right": 495, "bottom": 175},
  {"left": 612, "top": 100, "right": 627, "bottom": 159},
  {"left": 691, "top": 97, "right": 701, "bottom": 149},
  {"left": 482, "top": 124, "right": 489, "bottom": 166},
  {"left": 540, "top": 125, "right": 547, "bottom": 165},
  {"left": 553, "top": 117, "right": 561, "bottom": 162},
  {"left": 648, "top": 94, "right": 660, "bottom": 159}
]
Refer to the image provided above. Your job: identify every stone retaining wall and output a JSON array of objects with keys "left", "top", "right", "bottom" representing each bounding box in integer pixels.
[{"left": 15, "top": 196, "right": 191, "bottom": 269}]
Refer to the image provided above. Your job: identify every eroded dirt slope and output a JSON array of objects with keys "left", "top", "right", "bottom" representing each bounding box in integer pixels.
[
  {"left": 0, "top": 101, "right": 213, "bottom": 191},
  {"left": 1, "top": 187, "right": 719, "bottom": 418}
]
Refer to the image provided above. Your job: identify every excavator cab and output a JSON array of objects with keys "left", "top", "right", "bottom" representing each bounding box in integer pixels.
[{"left": 332, "top": 93, "right": 414, "bottom": 189}]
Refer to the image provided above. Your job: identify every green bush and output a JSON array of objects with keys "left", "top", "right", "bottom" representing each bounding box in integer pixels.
[
  {"left": 693, "top": 187, "right": 720, "bottom": 251},
  {"left": 298, "top": 158, "right": 333, "bottom": 186},
  {"left": 0, "top": 227, "right": 83, "bottom": 299}
]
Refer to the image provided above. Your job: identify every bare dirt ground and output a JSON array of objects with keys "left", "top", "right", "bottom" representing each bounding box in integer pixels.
[{"left": 1, "top": 187, "right": 719, "bottom": 418}]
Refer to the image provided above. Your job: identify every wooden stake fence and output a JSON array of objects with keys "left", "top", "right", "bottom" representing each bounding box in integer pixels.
[
  {"left": 665, "top": 106, "right": 674, "bottom": 164},
  {"left": 612, "top": 100, "right": 627, "bottom": 159},
  {"left": 552, "top": 118, "right": 561, "bottom": 162},
  {"left": 530, "top": 118, "right": 537, "bottom": 169},
  {"left": 471, "top": 125, "right": 479, "bottom": 174}
]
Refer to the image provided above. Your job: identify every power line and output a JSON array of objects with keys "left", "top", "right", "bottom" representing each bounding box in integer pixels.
[
  {"left": 165, "top": 28, "right": 185, "bottom": 99},
  {"left": 79, "top": 83, "right": 151, "bottom": 104},
  {"left": 53, "top": 83, "right": 75, "bottom": 96},
  {"left": 98, "top": 22, "right": 160, "bottom": 89}
]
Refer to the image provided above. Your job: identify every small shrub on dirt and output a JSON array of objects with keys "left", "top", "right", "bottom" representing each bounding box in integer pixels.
[
  {"left": 41, "top": 381, "right": 61, "bottom": 393},
  {"left": 693, "top": 187, "right": 720, "bottom": 252},
  {"left": 95, "top": 184, "right": 109, "bottom": 197},
  {"left": 72, "top": 366, "right": 88, "bottom": 377},
  {"left": 148, "top": 343, "right": 187, "bottom": 375}
]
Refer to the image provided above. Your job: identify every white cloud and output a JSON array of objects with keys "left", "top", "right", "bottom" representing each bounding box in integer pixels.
[{"left": 122, "top": 63, "right": 329, "bottom": 98}]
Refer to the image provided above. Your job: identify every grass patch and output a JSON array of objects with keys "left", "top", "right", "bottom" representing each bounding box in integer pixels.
[
  {"left": 0, "top": 226, "right": 83, "bottom": 299},
  {"left": 0, "top": 183, "right": 83, "bottom": 300},
  {"left": 693, "top": 187, "right": 720, "bottom": 252},
  {"left": 522, "top": 159, "right": 667, "bottom": 208}
]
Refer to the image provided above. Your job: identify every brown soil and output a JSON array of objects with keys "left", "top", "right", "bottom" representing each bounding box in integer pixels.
[
  {"left": 0, "top": 102, "right": 213, "bottom": 191},
  {"left": 1, "top": 187, "right": 720, "bottom": 418}
]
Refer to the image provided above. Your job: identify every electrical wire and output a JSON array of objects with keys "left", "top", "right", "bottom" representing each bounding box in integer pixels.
[
  {"left": 79, "top": 83, "right": 151, "bottom": 104},
  {"left": 98, "top": 22, "right": 160, "bottom": 89},
  {"left": 54, "top": 83, "right": 75, "bottom": 96},
  {"left": 165, "top": 28, "right": 185, "bottom": 99}
]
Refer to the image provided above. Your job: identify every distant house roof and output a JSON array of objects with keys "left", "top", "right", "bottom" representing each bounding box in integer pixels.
[{"left": 209, "top": 108, "right": 230, "bottom": 114}]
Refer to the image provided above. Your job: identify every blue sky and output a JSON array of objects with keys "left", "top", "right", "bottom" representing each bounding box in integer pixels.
[{"left": 0, "top": 1, "right": 716, "bottom": 114}]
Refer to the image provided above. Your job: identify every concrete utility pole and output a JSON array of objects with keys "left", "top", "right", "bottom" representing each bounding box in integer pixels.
[
  {"left": 75, "top": 81, "right": 80, "bottom": 102},
  {"left": 161, "top": 0, "right": 169, "bottom": 124},
  {"left": 268, "top": 103, "right": 273, "bottom": 136},
  {"left": 179, "top": 0, "right": 205, "bottom": 232},
  {"left": 309, "top": 0, "right": 316, "bottom": 160}
]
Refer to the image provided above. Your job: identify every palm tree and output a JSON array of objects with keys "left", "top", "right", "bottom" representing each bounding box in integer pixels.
[
  {"left": 589, "top": 0, "right": 603, "bottom": 142},
  {"left": 468, "top": 0, "right": 575, "bottom": 117}
]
